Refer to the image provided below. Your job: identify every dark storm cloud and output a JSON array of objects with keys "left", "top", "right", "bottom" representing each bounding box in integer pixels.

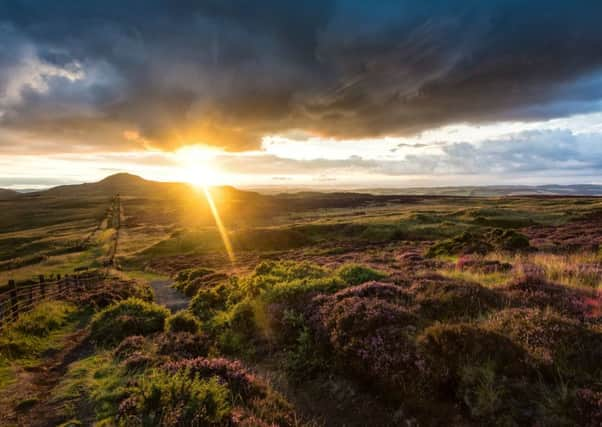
[{"left": 2, "top": 0, "right": 602, "bottom": 152}]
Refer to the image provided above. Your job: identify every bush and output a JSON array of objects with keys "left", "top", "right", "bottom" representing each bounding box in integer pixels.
[
  {"left": 411, "top": 274, "right": 501, "bottom": 321},
  {"left": 426, "top": 229, "right": 530, "bottom": 257},
  {"left": 486, "top": 228, "right": 531, "bottom": 251},
  {"left": 66, "top": 278, "right": 153, "bottom": 309},
  {"left": 0, "top": 301, "right": 76, "bottom": 359},
  {"left": 156, "top": 332, "right": 210, "bottom": 359},
  {"left": 330, "top": 281, "right": 411, "bottom": 304},
  {"left": 114, "top": 336, "right": 147, "bottom": 360},
  {"left": 426, "top": 232, "right": 493, "bottom": 257},
  {"left": 485, "top": 308, "right": 602, "bottom": 380},
  {"left": 314, "top": 295, "right": 424, "bottom": 396},
  {"left": 119, "top": 369, "right": 230, "bottom": 426},
  {"left": 190, "top": 283, "right": 228, "bottom": 321},
  {"left": 336, "top": 264, "right": 386, "bottom": 285},
  {"left": 90, "top": 298, "right": 170, "bottom": 346},
  {"left": 122, "top": 351, "right": 155, "bottom": 372},
  {"left": 163, "top": 357, "right": 265, "bottom": 400},
  {"left": 501, "top": 275, "right": 590, "bottom": 318},
  {"left": 165, "top": 310, "right": 201, "bottom": 334},
  {"left": 238, "top": 261, "right": 327, "bottom": 299},
  {"left": 417, "top": 323, "right": 533, "bottom": 391},
  {"left": 12, "top": 301, "right": 75, "bottom": 336},
  {"left": 575, "top": 388, "right": 602, "bottom": 427}
]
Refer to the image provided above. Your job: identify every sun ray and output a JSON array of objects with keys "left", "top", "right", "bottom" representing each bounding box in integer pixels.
[{"left": 203, "top": 185, "right": 235, "bottom": 263}]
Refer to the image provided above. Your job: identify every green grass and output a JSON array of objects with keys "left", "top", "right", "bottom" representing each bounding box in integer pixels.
[
  {"left": 439, "top": 269, "right": 513, "bottom": 288},
  {"left": 0, "top": 301, "right": 83, "bottom": 389},
  {"left": 51, "top": 352, "right": 131, "bottom": 423}
]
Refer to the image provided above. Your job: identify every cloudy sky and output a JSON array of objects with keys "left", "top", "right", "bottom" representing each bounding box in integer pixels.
[{"left": 2, "top": 1, "right": 602, "bottom": 189}]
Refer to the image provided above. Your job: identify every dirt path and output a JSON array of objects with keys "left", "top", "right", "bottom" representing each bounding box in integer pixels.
[
  {"left": 0, "top": 329, "right": 94, "bottom": 427},
  {"left": 149, "top": 279, "right": 189, "bottom": 312}
]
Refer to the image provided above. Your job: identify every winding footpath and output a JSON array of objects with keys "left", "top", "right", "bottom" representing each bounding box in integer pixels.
[{"left": 149, "top": 279, "right": 189, "bottom": 312}]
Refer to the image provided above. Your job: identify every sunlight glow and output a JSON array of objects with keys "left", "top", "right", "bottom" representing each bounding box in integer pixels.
[
  {"left": 176, "top": 145, "right": 224, "bottom": 187},
  {"left": 176, "top": 145, "right": 235, "bottom": 262}
]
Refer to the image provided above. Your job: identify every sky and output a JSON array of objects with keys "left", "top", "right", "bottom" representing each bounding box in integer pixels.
[{"left": 2, "top": 1, "right": 602, "bottom": 189}]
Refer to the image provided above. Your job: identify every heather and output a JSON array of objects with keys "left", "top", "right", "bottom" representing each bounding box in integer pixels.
[
  {"left": 176, "top": 258, "right": 601, "bottom": 426},
  {"left": 2, "top": 191, "right": 602, "bottom": 426}
]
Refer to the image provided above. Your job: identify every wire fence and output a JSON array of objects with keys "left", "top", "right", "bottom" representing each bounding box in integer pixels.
[{"left": 0, "top": 270, "right": 106, "bottom": 330}]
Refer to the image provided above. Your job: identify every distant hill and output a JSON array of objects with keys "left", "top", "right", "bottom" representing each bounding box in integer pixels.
[
  {"left": 39, "top": 173, "right": 185, "bottom": 198},
  {"left": 0, "top": 188, "right": 18, "bottom": 200},
  {"left": 354, "top": 184, "right": 602, "bottom": 197},
  {"left": 16, "top": 173, "right": 602, "bottom": 200}
]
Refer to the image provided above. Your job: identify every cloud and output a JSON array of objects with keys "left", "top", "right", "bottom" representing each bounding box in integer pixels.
[
  {"left": 2, "top": 1, "right": 602, "bottom": 154},
  {"left": 211, "top": 128, "right": 602, "bottom": 180}
]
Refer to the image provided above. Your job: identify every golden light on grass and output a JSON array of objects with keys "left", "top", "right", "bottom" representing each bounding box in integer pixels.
[{"left": 177, "top": 145, "right": 236, "bottom": 263}]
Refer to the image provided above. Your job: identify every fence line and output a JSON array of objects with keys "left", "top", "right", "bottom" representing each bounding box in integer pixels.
[{"left": 0, "top": 270, "right": 106, "bottom": 330}]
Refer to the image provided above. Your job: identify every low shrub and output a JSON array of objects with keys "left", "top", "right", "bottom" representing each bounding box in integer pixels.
[
  {"left": 330, "top": 281, "right": 411, "bottom": 304},
  {"left": 314, "top": 294, "right": 424, "bottom": 397},
  {"left": 165, "top": 310, "right": 201, "bottom": 334},
  {"left": 12, "top": 301, "right": 75, "bottom": 336},
  {"left": 485, "top": 308, "right": 602, "bottom": 380},
  {"left": 114, "top": 336, "right": 147, "bottom": 360},
  {"left": 122, "top": 351, "right": 155, "bottom": 372},
  {"left": 457, "top": 362, "right": 523, "bottom": 424},
  {"left": 66, "top": 278, "right": 153, "bottom": 309},
  {"left": 0, "top": 301, "right": 76, "bottom": 359},
  {"left": 417, "top": 323, "right": 533, "bottom": 392},
  {"left": 426, "top": 232, "right": 493, "bottom": 257},
  {"left": 501, "top": 275, "right": 590, "bottom": 318},
  {"left": 411, "top": 274, "right": 501, "bottom": 321},
  {"left": 486, "top": 228, "right": 531, "bottom": 251},
  {"left": 156, "top": 332, "right": 210, "bottom": 359},
  {"left": 118, "top": 369, "right": 230, "bottom": 426},
  {"left": 427, "top": 229, "right": 530, "bottom": 257},
  {"left": 90, "top": 298, "right": 170, "bottom": 346},
  {"left": 163, "top": 357, "right": 265, "bottom": 399},
  {"left": 336, "top": 264, "right": 386, "bottom": 285},
  {"left": 161, "top": 357, "right": 295, "bottom": 425},
  {"left": 190, "top": 283, "right": 229, "bottom": 321},
  {"left": 575, "top": 388, "right": 602, "bottom": 427}
]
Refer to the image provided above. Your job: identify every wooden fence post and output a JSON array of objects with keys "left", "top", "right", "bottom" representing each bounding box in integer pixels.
[
  {"left": 9, "top": 280, "right": 18, "bottom": 322},
  {"left": 64, "top": 274, "right": 70, "bottom": 297},
  {"left": 28, "top": 282, "right": 34, "bottom": 307},
  {"left": 39, "top": 275, "right": 45, "bottom": 300}
]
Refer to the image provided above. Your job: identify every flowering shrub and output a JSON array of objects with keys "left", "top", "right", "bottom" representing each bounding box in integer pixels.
[
  {"left": 90, "top": 298, "right": 170, "bottom": 346},
  {"left": 122, "top": 351, "right": 155, "bottom": 372},
  {"left": 163, "top": 357, "right": 265, "bottom": 399},
  {"left": 575, "top": 388, "right": 602, "bottom": 427},
  {"left": 114, "top": 335, "right": 147, "bottom": 360},
  {"left": 501, "top": 275, "right": 590, "bottom": 318},
  {"left": 156, "top": 332, "right": 210, "bottom": 359},
  {"left": 118, "top": 370, "right": 230, "bottom": 426},
  {"left": 417, "top": 323, "right": 533, "bottom": 389},
  {"left": 329, "top": 281, "right": 411, "bottom": 304},
  {"left": 160, "top": 357, "right": 295, "bottom": 425},
  {"left": 313, "top": 293, "right": 425, "bottom": 396},
  {"left": 410, "top": 274, "right": 501, "bottom": 320},
  {"left": 485, "top": 308, "right": 602, "bottom": 380},
  {"left": 65, "top": 277, "right": 153, "bottom": 309}
]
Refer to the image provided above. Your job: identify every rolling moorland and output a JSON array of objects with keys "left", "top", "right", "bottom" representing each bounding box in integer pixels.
[{"left": 0, "top": 173, "right": 600, "bottom": 426}]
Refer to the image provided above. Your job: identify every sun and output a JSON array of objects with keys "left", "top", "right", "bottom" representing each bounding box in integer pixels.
[{"left": 176, "top": 145, "right": 223, "bottom": 187}]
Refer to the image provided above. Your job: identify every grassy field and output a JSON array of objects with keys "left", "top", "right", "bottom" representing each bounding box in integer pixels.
[{"left": 0, "top": 175, "right": 600, "bottom": 426}]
